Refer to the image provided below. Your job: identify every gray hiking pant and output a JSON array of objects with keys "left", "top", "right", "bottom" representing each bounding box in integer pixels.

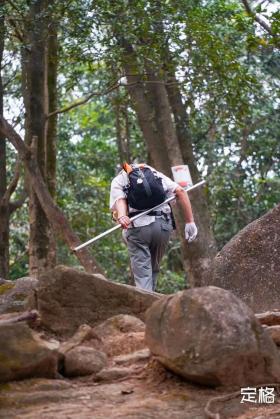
[{"left": 124, "top": 215, "right": 173, "bottom": 292}]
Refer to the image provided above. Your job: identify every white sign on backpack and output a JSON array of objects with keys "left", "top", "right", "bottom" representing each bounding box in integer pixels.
[{"left": 171, "top": 165, "right": 193, "bottom": 187}]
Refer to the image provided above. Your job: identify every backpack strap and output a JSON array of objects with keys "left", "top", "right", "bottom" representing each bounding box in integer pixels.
[
  {"left": 136, "top": 167, "right": 152, "bottom": 197},
  {"left": 122, "top": 162, "right": 145, "bottom": 173}
]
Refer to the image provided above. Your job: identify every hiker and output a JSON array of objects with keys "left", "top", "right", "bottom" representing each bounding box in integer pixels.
[{"left": 110, "top": 163, "right": 197, "bottom": 292}]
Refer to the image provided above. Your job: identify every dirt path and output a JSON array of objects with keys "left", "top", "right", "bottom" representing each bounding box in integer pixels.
[{"left": 1, "top": 359, "right": 280, "bottom": 419}]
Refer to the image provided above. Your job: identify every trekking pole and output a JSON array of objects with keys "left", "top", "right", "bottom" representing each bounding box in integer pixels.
[{"left": 73, "top": 180, "right": 206, "bottom": 252}]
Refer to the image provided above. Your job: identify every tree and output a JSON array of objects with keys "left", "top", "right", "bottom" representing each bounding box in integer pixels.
[
  {"left": 0, "top": 0, "right": 8, "bottom": 278},
  {"left": 0, "top": 116, "right": 103, "bottom": 275},
  {"left": 21, "top": 0, "right": 57, "bottom": 276},
  {"left": 0, "top": 0, "right": 26, "bottom": 278}
]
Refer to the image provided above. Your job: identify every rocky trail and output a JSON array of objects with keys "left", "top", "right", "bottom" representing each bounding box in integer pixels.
[
  {"left": 1, "top": 356, "right": 280, "bottom": 419},
  {"left": 1, "top": 323, "right": 280, "bottom": 419}
]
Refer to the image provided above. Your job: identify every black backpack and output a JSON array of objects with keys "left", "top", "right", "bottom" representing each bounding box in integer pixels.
[{"left": 123, "top": 165, "right": 166, "bottom": 210}]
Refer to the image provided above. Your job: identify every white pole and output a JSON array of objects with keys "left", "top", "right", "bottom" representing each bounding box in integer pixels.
[{"left": 73, "top": 180, "right": 205, "bottom": 251}]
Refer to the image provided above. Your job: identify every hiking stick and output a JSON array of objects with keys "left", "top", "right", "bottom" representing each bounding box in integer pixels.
[{"left": 73, "top": 180, "right": 206, "bottom": 251}]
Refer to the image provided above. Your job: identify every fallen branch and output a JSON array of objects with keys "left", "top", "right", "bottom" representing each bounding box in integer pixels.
[
  {"left": 0, "top": 310, "right": 39, "bottom": 326},
  {"left": 256, "top": 311, "right": 280, "bottom": 326}
]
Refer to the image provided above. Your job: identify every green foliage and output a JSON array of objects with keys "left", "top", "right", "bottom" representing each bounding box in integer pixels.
[
  {"left": 157, "top": 269, "right": 186, "bottom": 294},
  {"left": 9, "top": 203, "right": 29, "bottom": 280}
]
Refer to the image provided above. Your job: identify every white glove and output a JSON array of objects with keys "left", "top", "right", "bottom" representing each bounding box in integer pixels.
[{"left": 185, "top": 222, "right": 198, "bottom": 242}]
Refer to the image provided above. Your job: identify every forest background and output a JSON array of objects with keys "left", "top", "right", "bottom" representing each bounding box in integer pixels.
[{"left": 0, "top": 0, "right": 279, "bottom": 293}]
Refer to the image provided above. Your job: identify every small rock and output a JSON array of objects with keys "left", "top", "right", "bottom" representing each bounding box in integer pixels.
[
  {"left": 0, "top": 276, "right": 38, "bottom": 315},
  {"left": 113, "top": 348, "right": 150, "bottom": 365},
  {"left": 265, "top": 325, "right": 280, "bottom": 346},
  {"left": 95, "top": 366, "right": 137, "bottom": 381},
  {"left": 64, "top": 345, "right": 107, "bottom": 377},
  {"left": 59, "top": 324, "right": 96, "bottom": 355},
  {"left": 93, "top": 314, "right": 145, "bottom": 339}
]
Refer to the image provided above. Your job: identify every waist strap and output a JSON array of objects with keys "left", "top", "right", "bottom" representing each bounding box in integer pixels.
[{"left": 128, "top": 210, "right": 165, "bottom": 218}]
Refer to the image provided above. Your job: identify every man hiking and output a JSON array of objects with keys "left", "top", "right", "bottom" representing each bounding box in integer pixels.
[{"left": 110, "top": 163, "right": 197, "bottom": 292}]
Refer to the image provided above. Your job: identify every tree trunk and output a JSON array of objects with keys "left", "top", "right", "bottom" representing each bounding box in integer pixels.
[
  {"left": 165, "top": 78, "right": 200, "bottom": 181},
  {"left": 0, "top": 117, "right": 103, "bottom": 275},
  {"left": 121, "top": 44, "right": 170, "bottom": 170},
  {"left": 0, "top": 2, "right": 9, "bottom": 278},
  {"left": 165, "top": 71, "right": 217, "bottom": 285},
  {"left": 144, "top": 73, "right": 197, "bottom": 285},
  {"left": 122, "top": 42, "right": 216, "bottom": 285},
  {"left": 23, "top": 0, "right": 55, "bottom": 277},
  {"left": 46, "top": 17, "right": 57, "bottom": 198},
  {"left": 114, "top": 96, "right": 130, "bottom": 164},
  {"left": 123, "top": 103, "right": 131, "bottom": 162},
  {"left": 45, "top": 16, "right": 58, "bottom": 267}
]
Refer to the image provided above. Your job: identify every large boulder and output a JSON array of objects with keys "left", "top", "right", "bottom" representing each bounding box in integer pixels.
[
  {"left": 211, "top": 204, "right": 280, "bottom": 312},
  {"left": 145, "top": 286, "right": 280, "bottom": 387},
  {"left": 0, "top": 276, "right": 38, "bottom": 314},
  {"left": 29, "top": 265, "right": 160, "bottom": 336},
  {"left": 0, "top": 322, "right": 58, "bottom": 383}
]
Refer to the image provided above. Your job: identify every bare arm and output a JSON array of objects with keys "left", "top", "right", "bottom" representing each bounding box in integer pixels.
[
  {"left": 114, "top": 198, "right": 131, "bottom": 229},
  {"left": 175, "top": 187, "right": 197, "bottom": 242},
  {"left": 175, "top": 187, "right": 194, "bottom": 223}
]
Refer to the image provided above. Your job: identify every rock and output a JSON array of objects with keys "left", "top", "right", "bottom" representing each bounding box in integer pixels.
[
  {"left": 92, "top": 315, "right": 146, "bottom": 357},
  {"left": 0, "top": 378, "right": 75, "bottom": 413},
  {"left": 64, "top": 346, "right": 107, "bottom": 377},
  {"left": 102, "top": 332, "right": 146, "bottom": 357},
  {"left": 0, "top": 322, "right": 58, "bottom": 383},
  {"left": 0, "top": 276, "right": 38, "bottom": 314},
  {"left": 41, "top": 337, "right": 60, "bottom": 351},
  {"left": 145, "top": 286, "right": 280, "bottom": 387},
  {"left": 95, "top": 366, "right": 139, "bottom": 381},
  {"left": 93, "top": 314, "right": 145, "bottom": 339},
  {"left": 0, "top": 309, "right": 39, "bottom": 326},
  {"left": 265, "top": 325, "right": 280, "bottom": 346},
  {"left": 29, "top": 265, "right": 160, "bottom": 336},
  {"left": 58, "top": 315, "right": 147, "bottom": 374},
  {"left": 0, "top": 277, "right": 7, "bottom": 284},
  {"left": 113, "top": 348, "right": 151, "bottom": 366},
  {"left": 59, "top": 324, "right": 96, "bottom": 355},
  {"left": 211, "top": 204, "right": 280, "bottom": 312}
]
